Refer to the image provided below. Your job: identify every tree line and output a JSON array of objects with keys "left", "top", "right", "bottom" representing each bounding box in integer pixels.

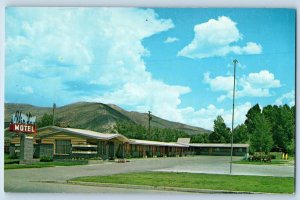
[
  {"left": 204, "top": 104, "right": 295, "bottom": 155},
  {"left": 114, "top": 122, "right": 190, "bottom": 142}
]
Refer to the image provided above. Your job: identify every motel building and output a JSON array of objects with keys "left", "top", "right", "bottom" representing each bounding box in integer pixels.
[{"left": 7, "top": 126, "right": 249, "bottom": 161}]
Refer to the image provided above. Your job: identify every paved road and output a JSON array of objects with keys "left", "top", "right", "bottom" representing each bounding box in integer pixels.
[{"left": 4, "top": 156, "right": 294, "bottom": 193}]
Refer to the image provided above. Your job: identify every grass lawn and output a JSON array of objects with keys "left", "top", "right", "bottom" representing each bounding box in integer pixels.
[
  {"left": 71, "top": 172, "right": 294, "bottom": 194},
  {"left": 4, "top": 153, "right": 88, "bottom": 169},
  {"left": 232, "top": 160, "right": 292, "bottom": 165},
  {"left": 5, "top": 160, "right": 88, "bottom": 170}
]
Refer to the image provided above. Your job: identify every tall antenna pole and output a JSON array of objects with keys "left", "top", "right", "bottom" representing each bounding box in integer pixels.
[
  {"left": 230, "top": 59, "right": 238, "bottom": 174},
  {"left": 148, "top": 111, "right": 152, "bottom": 134},
  {"left": 52, "top": 103, "right": 56, "bottom": 126}
]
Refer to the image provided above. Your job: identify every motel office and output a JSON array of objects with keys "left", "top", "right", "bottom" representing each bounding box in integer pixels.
[{"left": 8, "top": 126, "right": 249, "bottom": 160}]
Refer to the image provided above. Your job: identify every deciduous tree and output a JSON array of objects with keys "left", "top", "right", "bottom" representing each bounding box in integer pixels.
[
  {"left": 233, "top": 124, "right": 248, "bottom": 143},
  {"left": 250, "top": 114, "right": 273, "bottom": 154},
  {"left": 209, "top": 116, "right": 231, "bottom": 143},
  {"left": 37, "top": 113, "right": 53, "bottom": 128},
  {"left": 245, "top": 104, "right": 261, "bottom": 135}
]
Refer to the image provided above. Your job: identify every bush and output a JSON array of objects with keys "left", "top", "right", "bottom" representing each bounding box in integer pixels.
[
  {"left": 9, "top": 154, "right": 19, "bottom": 159},
  {"left": 125, "top": 153, "right": 131, "bottom": 159},
  {"left": 156, "top": 152, "right": 162, "bottom": 157},
  {"left": 131, "top": 151, "right": 139, "bottom": 158},
  {"left": 5, "top": 160, "right": 20, "bottom": 164},
  {"left": 248, "top": 153, "right": 272, "bottom": 162},
  {"left": 89, "top": 157, "right": 102, "bottom": 160},
  {"left": 146, "top": 150, "right": 153, "bottom": 157},
  {"left": 40, "top": 156, "right": 53, "bottom": 162}
]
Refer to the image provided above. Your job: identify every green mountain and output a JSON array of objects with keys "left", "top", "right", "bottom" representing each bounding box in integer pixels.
[{"left": 4, "top": 102, "right": 210, "bottom": 135}]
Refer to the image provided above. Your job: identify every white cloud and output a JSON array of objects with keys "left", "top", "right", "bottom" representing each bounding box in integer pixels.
[
  {"left": 245, "top": 70, "right": 281, "bottom": 88},
  {"left": 217, "top": 95, "right": 227, "bottom": 102},
  {"left": 6, "top": 8, "right": 175, "bottom": 105},
  {"left": 203, "top": 72, "right": 233, "bottom": 92},
  {"left": 178, "top": 102, "right": 252, "bottom": 130},
  {"left": 7, "top": 8, "right": 209, "bottom": 128},
  {"left": 241, "top": 42, "right": 263, "bottom": 54},
  {"left": 164, "top": 37, "right": 179, "bottom": 43},
  {"left": 220, "top": 102, "right": 252, "bottom": 129},
  {"left": 204, "top": 70, "right": 281, "bottom": 101},
  {"left": 86, "top": 80, "right": 191, "bottom": 123},
  {"left": 177, "top": 16, "right": 262, "bottom": 59},
  {"left": 22, "top": 86, "right": 34, "bottom": 94},
  {"left": 5, "top": 8, "right": 256, "bottom": 131},
  {"left": 274, "top": 90, "right": 295, "bottom": 106}
]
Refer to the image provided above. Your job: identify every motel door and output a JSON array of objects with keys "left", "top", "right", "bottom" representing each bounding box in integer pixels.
[{"left": 108, "top": 142, "right": 114, "bottom": 160}]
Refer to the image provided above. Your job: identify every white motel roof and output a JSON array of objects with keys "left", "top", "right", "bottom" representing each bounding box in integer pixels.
[
  {"left": 189, "top": 143, "right": 250, "bottom": 148},
  {"left": 37, "top": 126, "right": 248, "bottom": 148},
  {"left": 130, "top": 139, "right": 188, "bottom": 147},
  {"left": 63, "top": 127, "right": 130, "bottom": 142},
  {"left": 39, "top": 126, "right": 130, "bottom": 142}
]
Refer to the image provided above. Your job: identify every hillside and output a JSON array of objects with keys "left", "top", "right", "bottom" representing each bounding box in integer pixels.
[
  {"left": 4, "top": 102, "right": 211, "bottom": 135},
  {"left": 107, "top": 104, "right": 209, "bottom": 135}
]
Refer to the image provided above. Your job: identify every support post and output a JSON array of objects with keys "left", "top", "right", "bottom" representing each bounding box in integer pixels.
[
  {"left": 20, "top": 134, "right": 34, "bottom": 164},
  {"left": 52, "top": 103, "right": 56, "bottom": 126},
  {"left": 148, "top": 111, "right": 152, "bottom": 134}
]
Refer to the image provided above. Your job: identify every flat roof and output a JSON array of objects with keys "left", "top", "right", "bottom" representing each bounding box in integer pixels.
[
  {"left": 130, "top": 139, "right": 188, "bottom": 147},
  {"left": 189, "top": 143, "right": 249, "bottom": 148}
]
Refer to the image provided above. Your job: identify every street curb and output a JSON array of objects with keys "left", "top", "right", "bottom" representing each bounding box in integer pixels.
[{"left": 67, "top": 180, "right": 264, "bottom": 194}]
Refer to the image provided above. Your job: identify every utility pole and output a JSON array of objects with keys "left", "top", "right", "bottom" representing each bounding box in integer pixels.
[
  {"left": 148, "top": 111, "right": 152, "bottom": 134},
  {"left": 230, "top": 59, "right": 238, "bottom": 174},
  {"left": 52, "top": 103, "right": 56, "bottom": 126}
]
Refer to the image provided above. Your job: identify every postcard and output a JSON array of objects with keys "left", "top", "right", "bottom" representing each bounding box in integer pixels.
[{"left": 4, "top": 7, "right": 295, "bottom": 194}]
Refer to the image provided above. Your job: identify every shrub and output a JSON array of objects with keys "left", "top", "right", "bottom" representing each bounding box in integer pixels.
[
  {"left": 248, "top": 153, "right": 272, "bottom": 162},
  {"left": 131, "top": 151, "right": 139, "bottom": 158},
  {"left": 5, "top": 160, "right": 20, "bottom": 164},
  {"left": 89, "top": 157, "right": 102, "bottom": 160},
  {"left": 125, "top": 153, "right": 131, "bottom": 159},
  {"left": 40, "top": 156, "right": 53, "bottom": 162},
  {"left": 146, "top": 150, "right": 153, "bottom": 157},
  {"left": 9, "top": 154, "right": 19, "bottom": 159}
]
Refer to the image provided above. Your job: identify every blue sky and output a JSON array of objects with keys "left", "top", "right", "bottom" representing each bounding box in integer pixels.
[{"left": 5, "top": 8, "right": 295, "bottom": 130}]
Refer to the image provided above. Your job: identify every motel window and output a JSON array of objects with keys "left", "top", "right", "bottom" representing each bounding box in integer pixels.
[
  {"left": 213, "top": 148, "right": 220, "bottom": 152},
  {"left": 201, "top": 148, "right": 208, "bottom": 152},
  {"left": 55, "top": 140, "right": 71, "bottom": 155}
]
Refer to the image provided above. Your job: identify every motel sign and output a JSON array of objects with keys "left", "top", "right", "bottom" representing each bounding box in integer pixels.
[{"left": 9, "top": 111, "right": 37, "bottom": 133}]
